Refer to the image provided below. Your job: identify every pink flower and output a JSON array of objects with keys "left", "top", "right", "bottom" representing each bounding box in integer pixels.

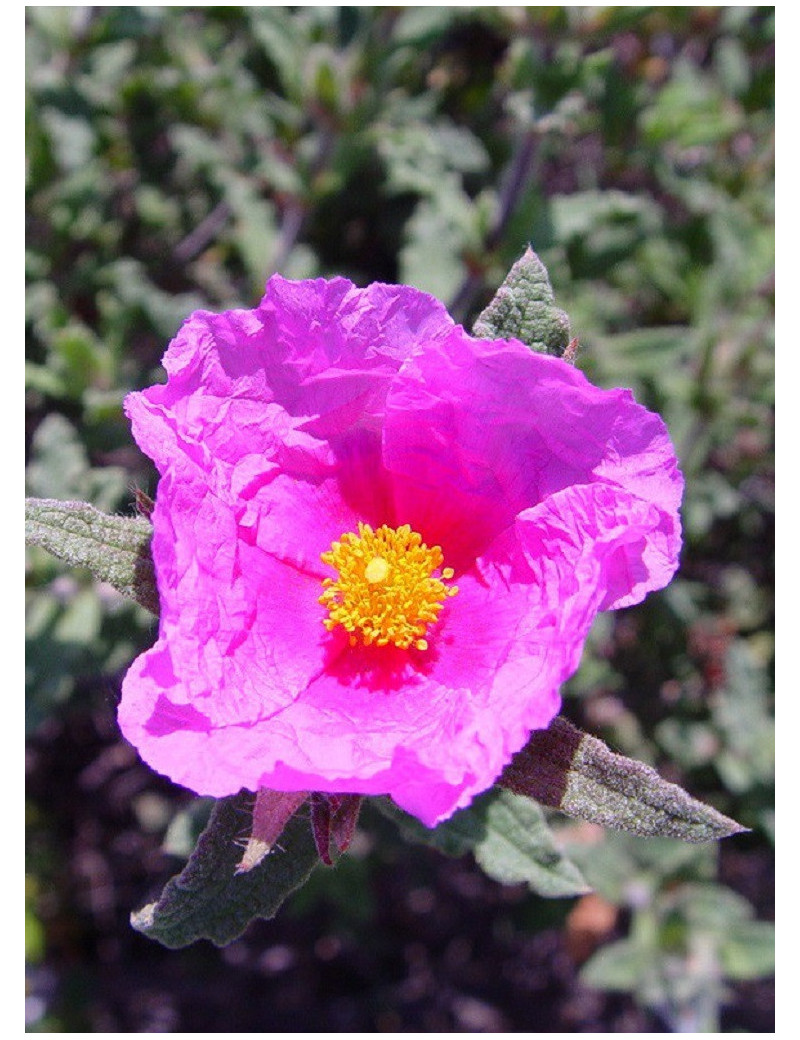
[{"left": 120, "top": 275, "right": 683, "bottom": 827}]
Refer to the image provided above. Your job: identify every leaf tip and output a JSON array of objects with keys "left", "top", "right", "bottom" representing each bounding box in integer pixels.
[{"left": 130, "top": 901, "right": 156, "bottom": 935}]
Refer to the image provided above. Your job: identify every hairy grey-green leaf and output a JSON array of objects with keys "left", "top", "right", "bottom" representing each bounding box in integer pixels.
[
  {"left": 374, "top": 788, "right": 588, "bottom": 898},
  {"left": 131, "top": 792, "right": 319, "bottom": 948},
  {"left": 500, "top": 716, "right": 746, "bottom": 843},
  {"left": 473, "top": 246, "right": 571, "bottom": 356},
  {"left": 25, "top": 498, "right": 159, "bottom": 615}
]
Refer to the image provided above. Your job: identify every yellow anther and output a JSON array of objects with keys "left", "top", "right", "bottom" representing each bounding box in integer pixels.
[{"left": 319, "top": 522, "right": 458, "bottom": 651}]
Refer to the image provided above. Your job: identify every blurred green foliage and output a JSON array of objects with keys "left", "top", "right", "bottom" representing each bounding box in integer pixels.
[
  {"left": 26, "top": 6, "right": 773, "bottom": 1031},
  {"left": 565, "top": 833, "right": 775, "bottom": 1031}
]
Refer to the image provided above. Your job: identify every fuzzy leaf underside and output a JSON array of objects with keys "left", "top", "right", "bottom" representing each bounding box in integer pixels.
[
  {"left": 25, "top": 497, "right": 159, "bottom": 614},
  {"left": 131, "top": 792, "right": 320, "bottom": 948},
  {"left": 473, "top": 245, "right": 571, "bottom": 355},
  {"left": 472, "top": 789, "right": 590, "bottom": 896},
  {"left": 500, "top": 716, "right": 746, "bottom": 843},
  {"left": 376, "top": 787, "right": 589, "bottom": 898}
]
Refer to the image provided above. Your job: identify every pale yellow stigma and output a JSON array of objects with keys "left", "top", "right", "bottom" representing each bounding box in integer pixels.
[
  {"left": 319, "top": 522, "right": 458, "bottom": 651},
  {"left": 364, "top": 556, "right": 390, "bottom": 584}
]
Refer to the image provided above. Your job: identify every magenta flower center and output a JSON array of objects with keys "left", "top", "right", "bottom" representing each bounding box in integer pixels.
[{"left": 319, "top": 522, "right": 458, "bottom": 651}]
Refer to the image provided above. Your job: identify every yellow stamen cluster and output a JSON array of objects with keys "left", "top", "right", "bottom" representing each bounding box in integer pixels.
[{"left": 319, "top": 523, "right": 458, "bottom": 651}]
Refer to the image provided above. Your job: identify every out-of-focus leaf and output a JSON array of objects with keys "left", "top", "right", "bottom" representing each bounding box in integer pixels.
[
  {"left": 677, "top": 881, "right": 752, "bottom": 927},
  {"left": 549, "top": 190, "right": 662, "bottom": 248},
  {"left": 713, "top": 36, "right": 751, "bottom": 99},
  {"left": 40, "top": 109, "right": 96, "bottom": 172},
  {"left": 719, "top": 920, "right": 776, "bottom": 980},
  {"left": 162, "top": 799, "right": 215, "bottom": 859},
  {"left": 711, "top": 640, "right": 775, "bottom": 792},
  {"left": 248, "top": 7, "right": 305, "bottom": 101},
  {"left": 559, "top": 828, "right": 717, "bottom": 908},
  {"left": 391, "top": 8, "right": 464, "bottom": 45},
  {"left": 25, "top": 583, "right": 105, "bottom": 730},
  {"left": 25, "top": 416, "right": 85, "bottom": 497},
  {"left": 26, "top": 414, "right": 128, "bottom": 512},
  {"left": 655, "top": 719, "right": 720, "bottom": 771},
  {"left": 378, "top": 120, "right": 489, "bottom": 197},
  {"left": 580, "top": 937, "right": 654, "bottom": 990},
  {"left": 25, "top": 876, "right": 46, "bottom": 964},
  {"left": 97, "top": 259, "right": 205, "bottom": 343},
  {"left": 640, "top": 61, "right": 744, "bottom": 147},
  {"left": 579, "top": 876, "right": 773, "bottom": 1031},
  {"left": 399, "top": 198, "right": 467, "bottom": 302}
]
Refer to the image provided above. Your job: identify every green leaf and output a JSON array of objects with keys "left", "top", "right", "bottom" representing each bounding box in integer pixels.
[
  {"left": 562, "top": 831, "right": 717, "bottom": 909},
  {"left": 548, "top": 190, "right": 662, "bottom": 250},
  {"left": 472, "top": 789, "right": 590, "bottom": 897},
  {"left": 399, "top": 199, "right": 468, "bottom": 302},
  {"left": 25, "top": 414, "right": 128, "bottom": 511},
  {"left": 248, "top": 8, "right": 305, "bottom": 101},
  {"left": 473, "top": 246, "right": 571, "bottom": 356},
  {"left": 375, "top": 788, "right": 588, "bottom": 898},
  {"left": 579, "top": 937, "right": 652, "bottom": 991},
  {"left": 25, "top": 584, "right": 105, "bottom": 730},
  {"left": 719, "top": 920, "right": 776, "bottom": 980},
  {"left": 711, "top": 639, "right": 775, "bottom": 793},
  {"left": 640, "top": 60, "right": 743, "bottom": 148},
  {"left": 131, "top": 791, "right": 320, "bottom": 948},
  {"left": 500, "top": 716, "right": 746, "bottom": 843},
  {"left": 674, "top": 883, "right": 775, "bottom": 981},
  {"left": 162, "top": 799, "right": 215, "bottom": 859},
  {"left": 25, "top": 498, "right": 159, "bottom": 615}
]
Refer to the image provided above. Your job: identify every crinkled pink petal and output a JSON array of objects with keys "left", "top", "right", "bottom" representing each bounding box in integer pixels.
[
  {"left": 120, "top": 476, "right": 676, "bottom": 826},
  {"left": 127, "top": 276, "right": 455, "bottom": 468},
  {"left": 384, "top": 330, "right": 683, "bottom": 597},
  {"left": 120, "top": 274, "right": 684, "bottom": 826}
]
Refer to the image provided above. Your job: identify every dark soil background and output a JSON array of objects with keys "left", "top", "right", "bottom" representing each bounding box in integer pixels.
[
  {"left": 26, "top": 690, "right": 773, "bottom": 1031},
  {"left": 26, "top": 697, "right": 775, "bottom": 1032}
]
